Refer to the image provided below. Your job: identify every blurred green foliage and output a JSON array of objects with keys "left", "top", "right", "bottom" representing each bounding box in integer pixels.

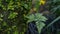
[
  {"left": 46, "top": 0, "right": 60, "bottom": 16},
  {"left": 0, "top": 0, "right": 32, "bottom": 34}
]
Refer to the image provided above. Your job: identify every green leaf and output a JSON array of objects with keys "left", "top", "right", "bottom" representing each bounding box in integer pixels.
[
  {"left": 0, "top": 18, "right": 3, "bottom": 21},
  {"left": 7, "top": 31, "right": 10, "bottom": 34},
  {"left": 36, "top": 22, "right": 45, "bottom": 34},
  {"left": 25, "top": 13, "right": 47, "bottom": 34},
  {"left": 12, "top": 26, "right": 16, "bottom": 29},
  {"left": 3, "top": 22, "right": 7, "bottom": 26},
  {"left": 24, "top": 4, "right": 28, "bottom": 9},
  {"left": 8, "top": 12, "right": 18, "bottom": 19},
  {"left": 0, "top": 14, "right": 3, "bottom": 17},
  {"left": 13, "top": 30, "right": 18, "bottom": 34}
]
